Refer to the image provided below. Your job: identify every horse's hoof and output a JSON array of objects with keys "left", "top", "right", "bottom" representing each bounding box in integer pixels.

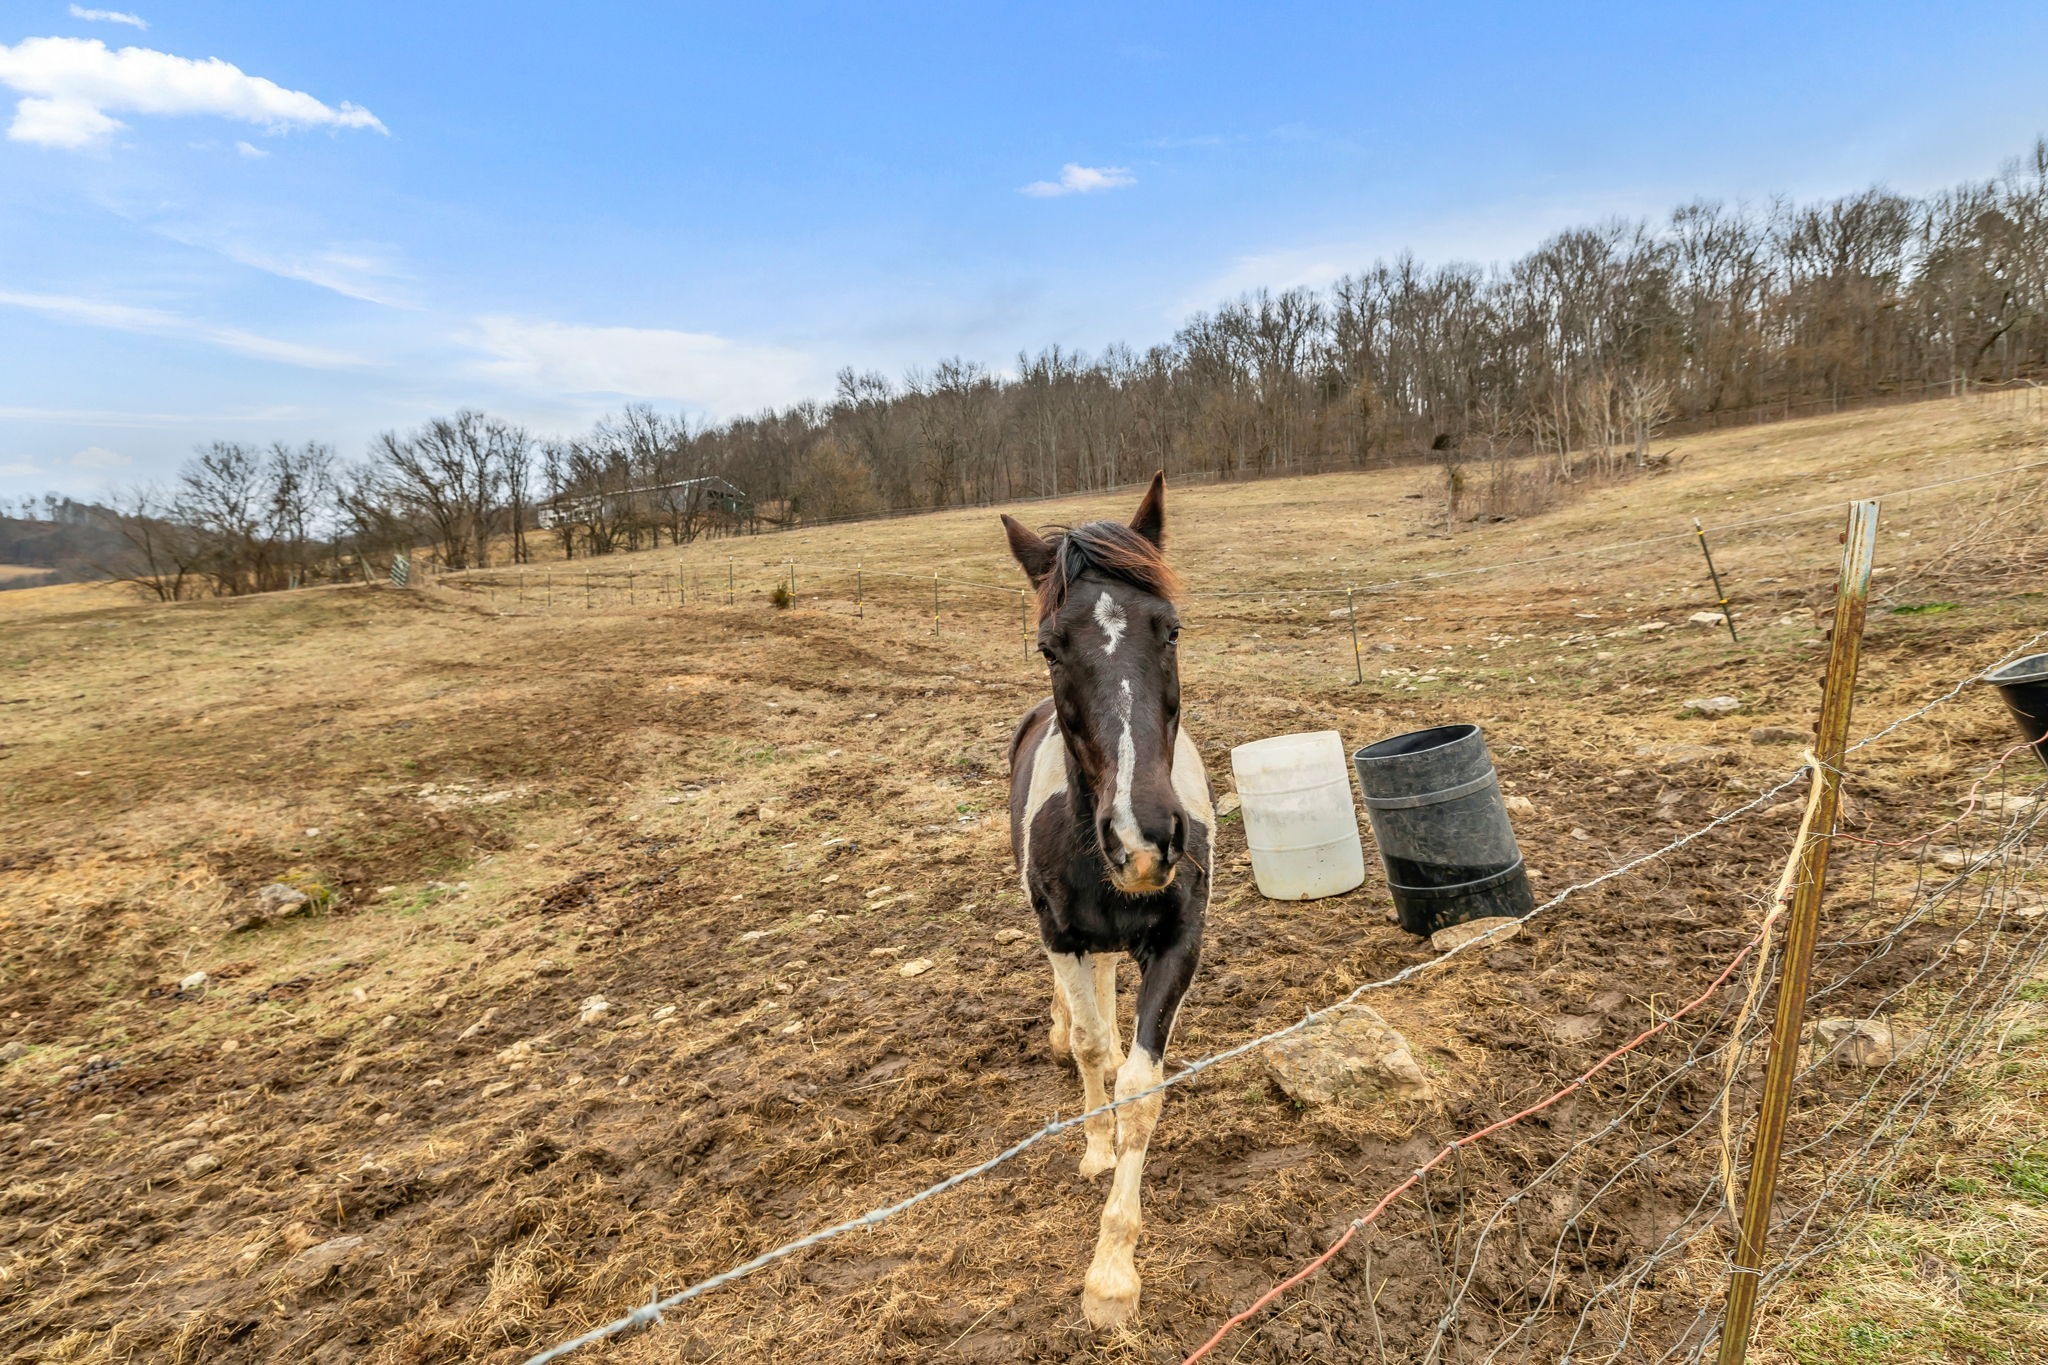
[
  {"left": 1082, "top": 1271, "right": 1140, "bottom": 1329},
  {"left": 1078, "top": 1143, "right": 1116, "bottom": 1178}
]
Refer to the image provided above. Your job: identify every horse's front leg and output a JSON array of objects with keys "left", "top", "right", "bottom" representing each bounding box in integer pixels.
[
  {"left": 1082, "top": 926, "right": 1199, "bottom": 1329},
  {"left": 1048, "top": 951, "right": 1118, "bottom": 1177}
]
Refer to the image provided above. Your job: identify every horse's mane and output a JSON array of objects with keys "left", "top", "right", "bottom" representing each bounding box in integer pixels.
[{"left": 1036, "top": 520, "right": 1179, "bottom": 618}]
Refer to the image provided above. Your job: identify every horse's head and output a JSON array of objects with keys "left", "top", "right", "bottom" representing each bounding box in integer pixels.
[{"left": 1003, "top": 473, "right": 1187, "bottom": 895}]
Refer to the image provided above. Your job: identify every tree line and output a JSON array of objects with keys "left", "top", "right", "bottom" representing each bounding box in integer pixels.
[{"left": 39, "top": 137, "right": 2048, "bottom": 598}]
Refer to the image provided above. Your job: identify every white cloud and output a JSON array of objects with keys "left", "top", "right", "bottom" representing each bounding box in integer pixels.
[
  {"left": 69, "top": 445, "right": 131, "bottom": 470},
  {"left": 233, "top": 138, "right": 267, "bottom": 158},
  {"left": 0, "top": 288, "right": 375, "bottom": 368},
  {"left": 1, "top": 461, "right": 49, "bottom": 479},
  {"left": 69, "top": 6, "right": 149, "bottom": 29},
  {"left": 1020, "top": 163, "right": 1136, "bottom": 198},
  {"left": 467, "top": 317, "right": 820, "bottom": 417},
  {"left": 0, "top": 36, "right": 386, "bottom": 150},
  {"left": 207, "top": 239, "right": 411, "bottom": 306}
]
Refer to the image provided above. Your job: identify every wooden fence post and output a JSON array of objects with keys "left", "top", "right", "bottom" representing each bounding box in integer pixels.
[{"left": 1714, "top": 498, "right": 1879, "bottom": 1365}]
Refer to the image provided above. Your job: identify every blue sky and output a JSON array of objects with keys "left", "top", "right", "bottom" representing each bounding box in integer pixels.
[{"left": 5, "top": 1, "right": 2048, "bottom": 499}]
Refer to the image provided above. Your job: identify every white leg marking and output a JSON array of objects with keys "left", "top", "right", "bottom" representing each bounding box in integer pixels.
[
  {"left": 1093, "top": 589, "right": 1127, "bottom": 655},
  {"left": 1092, "top": 954, "right": 1123, "bottom": 1073},
  {"left": 1049, "top": 966, "right": 1072, "bottom": 1058},
  {"left": 1083, "top": 1048, "right": 1166, "bottom": 1329},
  {"left": 1048, "top": 951, "right": 1117, "bottom": 1178},
  {"left": 1110, "top": 680, "right": 1142, "bottom": 853}
]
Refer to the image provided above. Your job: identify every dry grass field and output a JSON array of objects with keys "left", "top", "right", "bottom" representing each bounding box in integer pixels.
[{"left": 3, "top": 395, "right": 2047, "bottom": 1364}]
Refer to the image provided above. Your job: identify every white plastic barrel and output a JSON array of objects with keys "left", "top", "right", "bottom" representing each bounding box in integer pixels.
[{"left": 1228, "top": 730, "right": 1367, "bottom": 900}]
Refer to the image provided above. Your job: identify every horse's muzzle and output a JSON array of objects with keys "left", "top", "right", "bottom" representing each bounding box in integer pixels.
[{"left": 1109, "top": 847, "right": 1177, "bottom": 894}]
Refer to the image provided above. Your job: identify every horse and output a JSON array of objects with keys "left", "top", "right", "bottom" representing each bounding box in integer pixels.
[{"left": 1001, "top": 472, "right": 1213, "bottom": 1329}]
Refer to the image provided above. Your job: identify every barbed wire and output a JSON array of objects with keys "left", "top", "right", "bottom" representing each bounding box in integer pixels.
[
  {"left": 515, "top": 626, "right": 2048, "bottom": 1364},
  {"left": 1179, "top": 771, "right": 2045, "bottom": 1364}
]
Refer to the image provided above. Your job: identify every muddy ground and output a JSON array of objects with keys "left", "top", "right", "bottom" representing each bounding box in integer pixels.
[{"left": 3, "top": 398, "right": 2046, "bottom": 1363}]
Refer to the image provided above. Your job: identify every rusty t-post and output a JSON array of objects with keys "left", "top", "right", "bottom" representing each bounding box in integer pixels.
[
  {"left": 1715, "top": 499, "right": 1879, "bottom": 1365},
  {"left": 1694, "top": 518, "right": 1741, "bottom": 643}
]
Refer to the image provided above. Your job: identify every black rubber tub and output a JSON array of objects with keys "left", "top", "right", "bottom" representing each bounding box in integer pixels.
[
  {"left": 1984, "top": 651, "right": 2048, "bottom": 769},
  {"left": 1352, "top": 723, "right": 1535, "bottom": 937}
]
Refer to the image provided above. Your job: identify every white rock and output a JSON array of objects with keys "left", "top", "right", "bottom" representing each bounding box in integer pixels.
[
  {"left": 457, "top": 1007, "right": 499, "bottom": 1041},
  {"left": 578, "top": 995, "right": 610, "bottom": 1026},
  {"left": 1263, "top": 1005, "right": 1430, "bottom": 1105},
  {"left": 480, "top": 1080, "right": 517, "bottom": 1099},
  {"left": 1688, "top": 611, "right": 1728, "bottom": 628},
  {"left": 1215, "top": 792, "right": 1242, "bottom": 818},
  {"left": 993, "top": 927, "right": 1029, "bottom": 944},
  {"left": 1636, "top": 620, "right": 1671, "bottom": 633},
  {"left": 182, "top": 1152, "right": 222, "bottom": 1177},
  {"left": 897, "top": 958, "right": 936, "bottom": 978},
  {"left": 651, "top": 1004, "right": 678, "bottom": 1021},
  {"left": 179, "top": 971, "right": 209, "bottom": 992},
  {"left": 1683, "top": 695, "right": 1743, "bottom": 717},
  {"left": 1803, "top": 1018, "right": 1927, "bottom": 1069},
  {"left": 1504, "top": 795, "right": 1536, "bottom": 815}
]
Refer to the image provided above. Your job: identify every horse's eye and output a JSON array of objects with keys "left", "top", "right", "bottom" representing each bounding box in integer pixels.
[
  {"left": 1167, "top": 625, "right": 1181, "bottom": 644},
  {"left": 1038, "top": 645, "right": 1057, "bottom": 664}
]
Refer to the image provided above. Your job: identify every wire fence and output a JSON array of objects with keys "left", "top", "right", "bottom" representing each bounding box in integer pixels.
[
  {"left": 426, "top": 454, "right": 2048, "bottom": 698},
  {"left": 517, "top": 621, "right": 2048, "bottom": 1364}
]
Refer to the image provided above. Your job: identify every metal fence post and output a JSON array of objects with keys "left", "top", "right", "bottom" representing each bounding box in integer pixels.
[
  {"left": 1714, "top": 499, "right": 1879, "bottom": 1365},
  {"left": 1347, "top": 587, "right": 1363, "bottom": 684},
  {"left": 1694, "top": 518, "right": 1741, "bottom": 643}
]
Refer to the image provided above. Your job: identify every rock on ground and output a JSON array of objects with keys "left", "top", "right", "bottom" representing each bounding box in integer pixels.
[
  {"left": 1688, "top": 611, "right": 1729, "bottom": 628},
  {"left": 1803, "top": 1018, "right": 1928, "bottom": 1069},
  {"left": 231, "top": 882, "right": 313, "bottom": 933},
  {"left": 1683, "top": 695, "right": 1744, "bottom": 717},
  {"left": 1263, "top": 1004, "right": 1430, "bottom": 1105},
  {"left": 1430, "top": 916, "right": 1522, "bottom": 953},
  {"left": 1504, "top": 794, "right": 1536, "bottom": 815},
  {"left": 1750, "top": 725, "right": 1807, "bottom": 745}
]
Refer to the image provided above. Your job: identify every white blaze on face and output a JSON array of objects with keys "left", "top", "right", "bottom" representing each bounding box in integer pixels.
[
  {"left": 1110, "top": 679, "right": 1143, "bottom": 853},
  {"left": 1093, "top": 590, "right": 1128, "bottom": 655}
]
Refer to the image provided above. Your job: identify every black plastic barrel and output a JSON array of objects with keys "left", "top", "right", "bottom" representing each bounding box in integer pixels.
[
  {"left": 1984, "top": 651, "right": 2048, "bottom": 770},
  {"left": 1352, "top": 723, "right": 1535, "bottom": 937}
]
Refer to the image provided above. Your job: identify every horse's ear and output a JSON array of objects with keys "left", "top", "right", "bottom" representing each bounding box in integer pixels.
[
  {"left": 1002, "top": 514, "right": 1054, "bottom": 585},
  {"left": 1129, "top": 470, "right": 1166, "bottom": 548}
]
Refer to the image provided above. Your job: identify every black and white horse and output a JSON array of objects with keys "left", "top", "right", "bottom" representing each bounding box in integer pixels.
[{"left": 1002, "top": 473, "right": 1212, "bottom": 1328}]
